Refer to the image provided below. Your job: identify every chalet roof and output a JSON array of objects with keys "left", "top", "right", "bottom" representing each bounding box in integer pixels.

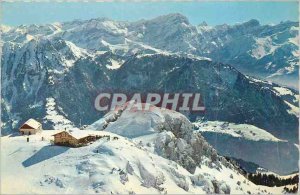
[
  {"left": 52, "top": 130, "right": 94, "bottom": 140},
  {"left": 20, "top": 119, "right": 41, "bottom": 129}
]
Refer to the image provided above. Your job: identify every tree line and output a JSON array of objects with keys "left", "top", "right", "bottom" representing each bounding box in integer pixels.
[{"left": 247, "top": 172, "right": 298, "bottom": 192}]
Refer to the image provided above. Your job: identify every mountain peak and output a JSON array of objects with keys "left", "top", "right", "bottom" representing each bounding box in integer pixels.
[
  {"left": 0, "top": 25, "right": 12, "bottom": 33},
  {"left": 242, "top": 19, "right": 260, "bottom": 27},
  {"left": 153, "top": 13, "right": 190, "bottom": 25},
  {"left": 199, "top": 21, "right": 208, "bottom": 26}
]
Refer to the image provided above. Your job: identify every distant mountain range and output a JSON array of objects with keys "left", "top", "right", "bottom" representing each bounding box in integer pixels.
[{"left": 2, "top": 13, "right": 298, "bottom": 88}]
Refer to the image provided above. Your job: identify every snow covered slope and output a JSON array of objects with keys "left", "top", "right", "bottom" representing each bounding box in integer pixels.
[
  {"left": 194, "top": 121, "right": 284, "bottom": 142},
  {"left": 89, "top": 103, "right": 298, "bottom": 175},
  {"left": 89, "top": 103, "right": 184, "bottom": 138},
  {"left": 194, "top": 121, "right": 298, "bottom": 175},
  {"left": 89, "top": 102, "right": 220, "bottom": 174},
  {"left": 0, "top": 130, "right": 288, "bottom": 194}
]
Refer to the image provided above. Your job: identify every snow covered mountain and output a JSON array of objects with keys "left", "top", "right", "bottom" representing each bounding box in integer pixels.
[
  {"left": 2, "top": 13, "right": 298, "bottom": 88},
  {"left": 197, "top": 20, "right": 299, "bottom": 89},
  {"left": 1, "top": 106, "right": 294, "bottom": 194},
  {"left": 1, "top": 39, "right": 299, "bottom": 143},
  {"left": 1, "top": 14, "right": 299, "bottom": 185},
  {"left": 88, "top": 102, "right": 298, "bottom": 175},
  {"left": 1, "top": 48, "right": 298, "bottom": 142}
]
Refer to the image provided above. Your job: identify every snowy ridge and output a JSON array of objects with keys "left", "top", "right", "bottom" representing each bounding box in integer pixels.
[
  {"left": 194, "top": 121, "right": 284, "bottom": 142},
  {"left": 92, "top": 103, "right": 184, "bottom": 138}
]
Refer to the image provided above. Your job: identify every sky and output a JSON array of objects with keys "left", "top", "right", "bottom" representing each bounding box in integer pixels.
[{"left": 1, "top": 1, "right": 299, "bottom": 26}]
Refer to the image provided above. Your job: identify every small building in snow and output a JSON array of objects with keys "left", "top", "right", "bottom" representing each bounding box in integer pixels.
[
  {"left": 19, "top": 119, "right": 42, "bottom": 135},
  {"left": 52, "top": 130, "right": 97, "bottom": 147}
]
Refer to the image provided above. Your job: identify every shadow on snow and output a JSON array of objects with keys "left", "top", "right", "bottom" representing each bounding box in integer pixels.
[{"left": 22, "top": 145, "right": 69, "bottom": 167}]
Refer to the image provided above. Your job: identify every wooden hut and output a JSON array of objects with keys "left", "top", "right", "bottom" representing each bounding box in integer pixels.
[
  {"left": 19, "top": 119, "right": 42, "bottom": 135},
  {"left": 52, "top": 130, "right": 96, "bottom": 147}
]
